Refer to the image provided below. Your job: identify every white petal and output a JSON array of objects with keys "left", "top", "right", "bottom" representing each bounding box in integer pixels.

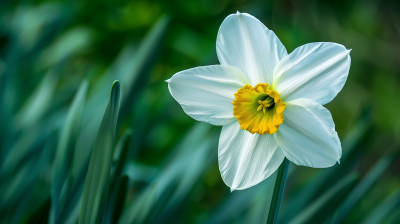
[
  {"left": 275, "top": 98, "right": 341, "bottom": 167},
  {"left": 217, "top": 12, "right": 287, "bottom": 86},
  {"left": 273, "top": 42, "right": 351, "bottom": 105},
  {"left": 218, "top": 121, "right": 285, "bottom": 191},
  {"left": 167, "top": 65, "right": 249, "bottom": 126}
]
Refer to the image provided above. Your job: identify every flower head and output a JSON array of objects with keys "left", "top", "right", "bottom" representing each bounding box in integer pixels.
[{"left": 167, "top": 12, "right": 351, "bottom": 191}]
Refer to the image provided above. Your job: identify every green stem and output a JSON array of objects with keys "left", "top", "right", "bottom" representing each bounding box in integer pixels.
[{"left": 264, "top": 158, "right": 290, "bottom": 224}]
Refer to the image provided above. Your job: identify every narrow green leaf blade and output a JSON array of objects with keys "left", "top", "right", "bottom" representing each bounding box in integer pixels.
[
  {"left": 102, "top": 175, "right": 129, "bottom": 224},
  {"left": 78, "top": 80, "right": 121, "bottom": 224},
  {"left": 50, "top": 80, "right": 88, "bottom": 224},
  {"left": 361, "top": 186, "right": 400, "bottom": 224},
  {"left": 1, "top": 70, "right": 59, "bottom": 177},
  {"left": 69, "top": 15, "right": 169, "bottom": 184},
  {"left": 327, "top": 155, "right": 394, "bottom": 224},
  {"left": 289, "top": 172, "right": 359, "bottom": 224},
  {"left": 117, "top": 15, "right": 170, "bottom": 118},
  {"left": 103, "top": 128, "right": 132, "bottom": 224},
  {"left": 152, "top": 135, "right": 217, "bottom": 223},
  {"left": 118, "top": 123, "right": 211, "bottom": 224},
  {"left": 206, "top": 178, "right": 273, "bottom": 224},
  {"left": 14, "top": 69, "right": 59, "bottom": 129},
  {"left": 110, "top": 128, "right": 132, "bottom": 192}
]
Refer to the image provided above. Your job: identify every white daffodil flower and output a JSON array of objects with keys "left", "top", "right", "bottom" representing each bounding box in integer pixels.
[{"left": 167, "top": 12, "right": 351, "bottom": 191}]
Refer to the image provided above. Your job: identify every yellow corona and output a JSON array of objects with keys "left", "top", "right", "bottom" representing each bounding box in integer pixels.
[{"left": 232, "top": 83, "right": 285, "bottom": 135}]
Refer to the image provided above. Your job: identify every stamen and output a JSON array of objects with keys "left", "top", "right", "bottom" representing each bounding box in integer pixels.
[{"left": 258, "top": 96, "right": 275, "bottom": 114}]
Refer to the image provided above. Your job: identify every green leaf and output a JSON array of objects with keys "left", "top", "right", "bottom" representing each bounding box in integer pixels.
[
  {"left": 102, "top": 175, "right": 129, "bottom": 224},
  {"left": 120, "top": 183, "right": 158, "bottom": 224},
  {"left": 49, "top": 80, "right": 88, "bottom": 224},
  {"left": 279, "top": 115, "right": 371, "bottom": 223},
  {"left": 116, "top": 15, "right": 170, "bottom": 118},
  {"left": 78, "top": 80, "right": 121, "bottom": 224},
  {"left": 361, "top": 186, "right": 400, "bottom": 224},
  {"left": 14, "top": 69, "right": 59, "bottom": 129},
  {"left": 151, "top": 134, "right": 217, "bottom": 223},
  {"left": 326, "top": 155, "right": 394, "bottom": 224},
  {"left": 0, "top": 70, "right": 59, "bottom": 178},
  {"left": 0, "top": 125, "right": 49, "bottom": 180},
  {"left": 206, "top": 179, "right": 273, "bottom": 224},
  {"left": 55, "top": 155, "right": 90, "bottom": 224},
  {"left": 38, "top": 27, "right": 92, "bottom": 69},
  {"left": 385, "top": 207, "right": 400, "bottom": 223},
  {"left": 110, "top": 128, "right": 132, "bottom": 192},
  {"left": 118, "top": 123, "right": 212, "bottom": 224},
  {"left": 103, "top": 128, "right": 132, "bottom": 224},
  {"left": 289, "top": 172, "right": 359, "bottom": 224},
  {"left": 70, "top": 14, "right": 169, "bottom": 185},
  {"left": 263, "top": 158, "right": 290, "bottom": 224},
  {"left": 0, "top": 129, "right": 55, "bottom": 220}
]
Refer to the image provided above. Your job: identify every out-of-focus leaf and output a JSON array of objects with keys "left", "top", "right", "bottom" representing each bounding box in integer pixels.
[
  {"left": 3, "top": 3, "right": 67, "bottom": 55},
  {"left": 0, "top": 59, "right": 5, "bottom": 82},
  {"left": 289, "top": 172, "right": 359, "bottom": 224},
  {"left": 0, "top": 2, "right": 75, "bottom": 173},
  {"left": 340, "top": 113, "right": 372, "bottom": 160},
  {"left": 56, "top": 154, "right": 90, "bottom": 224},
  {"left": 361, "top": 186, "right": 400, "bottom": 224},
  {"left": 122, "top": 183, "right": 158, "bottom": 224},
  {"left": 124, "top": 162, "right": 158, "bottom": 184},
  {"left": 49, "top": 80, "right": 88, "bottom": 224},
  {"left": 38, "top": 27, "right": 92, "bottom": 69},
  {"left": 152, "top": 134, "right": 217, "bottom": 223},
  {"left": 78, "top": 81, "right": 120, "bottom": 224},
  {"left": 280, "top": 115, "right": 371, "bottom": 223},
  {"left": 0, "top": 2, "right": 71, "bottom": 168},
  {"left": 126, "top": 92, "right": 150, "bottom": 159},
  {"left": 85, "top": 14, "right": 169, "bottom": 122},
  {"left": 385, "top": 207, "right": 400, "bottom": 223},
  {"left": 0, "top": 125, "right": 48, "bottom": 179},
  {"left": 116, "top": 15, "right": 170, "bottom": 119},
  {"left": 11, "top": 129, "right": 57, "bottom": 224},
  {"left": 0, "top": 128, "right": 55, "bottom": 221},
  {"left": 70, "top": 14, "right": 169, "bottom": 186},
  {"left": 326, "top": 155, "right": 394, "bottom": 224},
  {"left": 14, "top": 69, "right": 59, "bottom": 129},
  {"left": 263, "top": 158, "right": 290, "bottom": 224},
  {"left": 0, "top": 59, "right": 7, "bottom": 158},
  {"left": 102, "top": 175, "right": 129, "bottom": 224},
  {"left": 206, "top": 179, "right": 270, "bottom": 224},
  {"left": 118, "top": 123, "right": 211, "bottom": 224}
]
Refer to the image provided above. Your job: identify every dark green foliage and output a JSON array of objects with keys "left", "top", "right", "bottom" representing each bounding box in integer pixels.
[{"left": 0, "top": 0, "right": 399, "bottom": 223}]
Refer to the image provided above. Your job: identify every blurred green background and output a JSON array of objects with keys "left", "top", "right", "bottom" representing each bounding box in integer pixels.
[{"left": 1, "top": 0, "right": 400, "bottom": 223}]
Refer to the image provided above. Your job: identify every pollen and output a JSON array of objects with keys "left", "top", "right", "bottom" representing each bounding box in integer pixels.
[{"left": 232, "top": 83, "right": 285, "bottom": 135}]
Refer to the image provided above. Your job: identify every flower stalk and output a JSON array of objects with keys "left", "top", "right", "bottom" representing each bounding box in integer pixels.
[{"left": 264, "top": 158, "right": 290, "bottom": 224}]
